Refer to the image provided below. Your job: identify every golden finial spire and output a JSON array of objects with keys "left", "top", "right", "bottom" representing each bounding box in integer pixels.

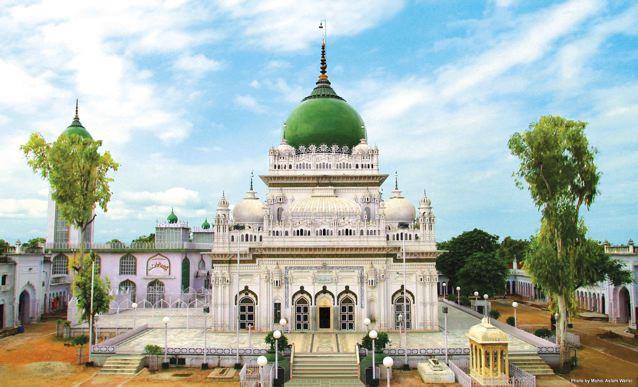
[
  {"left": 75, "top": 99, "right": 79, "bottom": 120},
  {"left": 395, "top": 171, "right": 399, "bottom": 190},
  {"left": 318, "top": 20, "right": 329, "bottom": 84},
  {"left": 250, "top": 170, "right": 254, "bottom": 191}
]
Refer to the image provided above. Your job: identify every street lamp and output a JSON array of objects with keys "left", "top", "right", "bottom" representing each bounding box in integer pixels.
[
  {"left": 369, "top": 329, "right": 378, "bottom": 383},
  {"left": 279, "top": 318, "right": 287, "bottom": 334},
  {"left": 257, "top": 355, "right": 268, "bottom": 386},
  {"left": 442, "top": 282, "right": 447, "bottom": 298},
  {"left": 202, "top": 311, "right": 209, "bottom": 370},
  {"left": 554, "top": 313, "right": 559, "bottom": 344},
  {"left": 383, "top": 356, "right": 394, "bottom": 387},
  {"left": 162, "top": 316, "right": 170, "bottom": 368},
  {"left": 473, "top": 291, "right": 479, "bottom": 311},
  {"left": 512, "top": 302, "right": 518, "bottom": 328},
  {"left": 131, "top": 302, "right": 137, "bottom": 329},
  {"left": 273, "top": 329, "right": 282, "bottom": 381},
  {"left": 442, "top": 306, "right": 449, "bottom": 364},
  {"left": 364, "top": 317, "right": 371, "bottom": 332},
  {"left": 483, "top": 294, "right": 489, "bottom": 319},
  {"left": 248, "top": 324, "right": 253, "bottom": 349},
  {"left": 456, "top": 286, "right": 461, "bottom": 304}
]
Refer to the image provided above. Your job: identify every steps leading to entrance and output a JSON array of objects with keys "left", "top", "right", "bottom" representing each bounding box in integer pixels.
[
  {"left": 98, "top": 355, "right": 145, "bottom": 375},
  {"left": 510, "top": 353, "right": 555, "bottom": 376},
  {"left": 292, "top": 352, "right": 361, "bottom": 384}
]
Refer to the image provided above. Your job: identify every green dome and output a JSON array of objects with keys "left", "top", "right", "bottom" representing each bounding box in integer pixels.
[
  {"left": 201, "top": 218, "right": 211, "bottom": 229},
  {"left": 283, "top": 41, "right": 365, "bottom": 149},
  {"left": 167, "top": 209, "right": 178, "bottom": 224},
  {"left": 60, "top": 100, "right": 92, "bottom": 140}
]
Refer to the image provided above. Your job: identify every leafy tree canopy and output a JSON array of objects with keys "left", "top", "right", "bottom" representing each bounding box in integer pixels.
[
  {"left": 457, "top": 252, "right": 508, "bottom": 298},
  {"left": 498, "top": 236, "right": 530, "bottom": 264},
  {"left": 0, "top": 239, "right": 9, "bottom": 253},
  {"left": 24, "top": 237, "right": 46, "bottom": 252},
  {"left": 436, "top": 228, "right": 499, "bottom": 285},
  {"left": 132, "top": 233, "right": 155, "bottom": 244},
  {"left": 73, "top": 252, "right": 112, "bottom": 334}
]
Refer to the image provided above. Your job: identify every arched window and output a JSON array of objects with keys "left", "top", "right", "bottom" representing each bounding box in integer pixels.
[
  {"left": 238, "top": 296, "right": 255, "bottom": 329},
  {"left": 295, "top": 297, "right": 310, "bottom": 331},
  {"left": 147, "top": 280, "right": 165, "bottom": 306},
  {"left": 364, "top": 207, "right": 371, "bottom": 221},
  {"left": 119, "top": 280, "right": 136, "bottom": 302},
  {"left": 340, "top": 296, "right": 355, "bottom": 330},
  {"left": 119, "top": 254, "right": 137, "bottom": 275},
  {"left": 181, "top": 257, "right": 190, "bottom": 292},
  {"left": 52, "top": 254, "right": 68, "bottom": 275},
  {"left": 394, "top": 296, "right": 412, "bottom": 329},
  {"left": 198, "top": 258, "right": 206, "bottom": 270}
]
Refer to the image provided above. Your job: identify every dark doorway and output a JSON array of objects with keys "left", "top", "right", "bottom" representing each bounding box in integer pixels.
[
  {"left": 0, "top": 304, "right": 4, "bottom": 329},
  {"left": 19, "top": 290, "right": 30, "bottom": 324},
  {"left": 319, "top": 307, "right": 330, "bottom": 329}
]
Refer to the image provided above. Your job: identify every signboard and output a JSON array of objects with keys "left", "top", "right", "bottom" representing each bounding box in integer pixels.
[
  {"left": 314, "top": 271, "right": 334, "bottom": 284},
  {"left": 147, "top": 255, "right": 171, "bottom": 277}
]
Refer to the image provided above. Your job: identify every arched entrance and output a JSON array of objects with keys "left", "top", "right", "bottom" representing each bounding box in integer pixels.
[
  {"left": 18, "top": 290, "right": 31, "bottom": 324},
  {"left": 316, "top": 294, "right": 333, "bottom": 330},
  {"left": 619, "top": 287, "right": 631, "bottom": 323}
]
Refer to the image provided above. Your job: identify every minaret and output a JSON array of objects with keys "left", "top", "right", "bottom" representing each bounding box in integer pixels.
[{"left": 418, "top": 190, "right": 435, "bottom": 242}]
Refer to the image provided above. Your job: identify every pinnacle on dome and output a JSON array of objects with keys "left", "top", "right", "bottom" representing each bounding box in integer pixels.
[
  {"left": 201, "top": 218, "right": 211, "bottom": 229},
  {"left": 167, "top": 208, "right": 178, "bottom": 224},
  {"left": 60, "top": 99, "right": 93, "bottom": 139}
]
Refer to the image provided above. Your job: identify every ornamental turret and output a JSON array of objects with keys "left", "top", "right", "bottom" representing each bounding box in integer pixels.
[{"left": 418, "top": 190, "right": 435, "bottom": 242}]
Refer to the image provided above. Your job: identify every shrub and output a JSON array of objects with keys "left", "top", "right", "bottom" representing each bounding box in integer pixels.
[
  {"left": 460, "top": 295, "right": 471, "bottom": 306},
  {"left": 534, "top": 328, "right": 553, "bottom": 338},
  {"left": 506, "top": 316, "right": 516, "bottom": 326},
  {"left": 264, "top": 331, "right": 289, "bottom": 352},
  {"left": 489, "top": 310, "right": 501, "bottom": 320},
  {"left": 144, "top": 344, "right": 163, "bottom": 355},
  {"left": 361, "top": 332, "right": 389, "bottom": 352}
]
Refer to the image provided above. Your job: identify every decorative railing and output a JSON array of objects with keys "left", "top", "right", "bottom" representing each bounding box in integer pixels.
[
  {"left": 383, "top": 347, "right": 470, "bottom": 356},
  {"left": 449, "top": 358, "right": 536, "bottom": 387},
  {"left": 45, "top": 241, "right": 213, "bottom": 251},
  {"left": 240, "top": 360, "right": 274, "bottom": 387}
]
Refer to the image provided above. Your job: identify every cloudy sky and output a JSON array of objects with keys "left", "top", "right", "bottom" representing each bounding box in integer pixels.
[{"left": 0, "top": 0, "right": 636, "bottom": 244}]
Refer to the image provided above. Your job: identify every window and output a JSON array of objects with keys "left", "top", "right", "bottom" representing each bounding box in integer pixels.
[
  {"left": 273, "top": 302, "right": 281, "bottom": 323},
  {"left": 238, "top": 296, "right": 255, "bottom": 329},
  {"left": 340, "top": 296, "right": 355, "bottom": 330},
  {"left": 198, "top": 258, "right": 206, "bottom": 270},
  {"left": 119, "top": 280, "right": 136, "bottom": 303},
  {"left": 1, "top": 274, "right": 7, "bottom": 286},
  {"left": 394, "top": 296, "right": 412, "bottom": 329},
  {"left": 119, "top": 254, "right": 137, "bottom": 275},
  {"left": 147, "top": 280, "right": 165, "bottom": 306},
  {"left": 295, "top": 297, "right": 310, "bottom": 330},
  {"left": 52, "top": 254, "right": 68, "bottom": 275},
  {"left": 276, "top": 207, "right": 284, "bottom": 222},
  {"left": 181, "top": 257, "right": 190, "bottom": 292}
]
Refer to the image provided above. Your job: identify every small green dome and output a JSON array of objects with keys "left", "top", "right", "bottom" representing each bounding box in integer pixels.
[
  {"left": 283, "top": 41, "right": 365, "bottom": 149},
  {"left": 167, "top": 209, "right": 178, "bottom": 224},
  {"left": 201, "top": 218, "right": 211, "bottom": 229},
  {"left": 60, "top": 100, "right": 92, "bottom": 140}
]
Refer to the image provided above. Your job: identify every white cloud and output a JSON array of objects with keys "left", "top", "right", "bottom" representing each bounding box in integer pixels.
[
  {"left": 215, "top": 0, "right": 406, "bottom": 51},
  {"left": 0, "top": 199, "right": 47, "bottom": 218},
  {"left": 174, "top": 53, "right": 223, "bottom": 76},
  {"left": 121, "top": 187, "right": 201, "bottom": 206},
  {"left": 234, "top": 94, "right": 266, "bottom": 113}
]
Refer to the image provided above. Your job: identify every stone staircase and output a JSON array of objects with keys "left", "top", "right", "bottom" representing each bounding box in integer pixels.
[
  {"left": 509, "top": 353, "right": 555, "bottom": 376},
  {"left": 289, "top": 352, "right": 363, "bottom": 386},
  {"left": 98, "top": 355, "right": 145, "bottom": 375}
]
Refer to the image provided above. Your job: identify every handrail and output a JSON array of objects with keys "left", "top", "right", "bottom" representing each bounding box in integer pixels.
[{"left": 289, "top": 342, "right": 295, "bottom": 380}]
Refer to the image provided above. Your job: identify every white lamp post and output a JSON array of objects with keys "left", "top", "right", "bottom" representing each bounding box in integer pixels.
[
  {"left": 364, "top": 317, "right": 371, "bottom": 332},
  {"left": 383, "top": 356, "right": 394, "bottom": 387},
  {"left": 473, "top": 291, "right": 479, "bottom": 311},
  {"left": 131, "top": 302, "right": 137, "bottom": 329},
  {"left": 554, "top": 312, "right": 559, "bottom": 344},
  {"left": 512, "top": 301, "right": 518, "bottom": 328},
  {"left": 203, "top": 313, "right": 208, "bottom": 369},
  {"left": 162, "top": 316, "right": 170, "bottom": 366},
  {"left": 370, "top": 329, "right": 378, "bottom": 382},
  {"left": 279, "top": 318, "right": 287, "bottom": 334},
  {"left": 442, "top": 282, "right": 447, "bottom": 298},
  {"left": 248, "top": 324, "right": 253, "bottom": 349},
  {"left": 483, "top": 294, "right": 489, "bottom": 319},
  {"left": 442, "top": 306, "right": 449, "bottom": 364},
  {"left": 273, "top": 329, "right": 282, "bottom": 381},
  {"left": 257, "top": 355, "right": 268, "bottom": 386},
  {"left": 456, "top": 286, "right": 461, "bottom": 304}
]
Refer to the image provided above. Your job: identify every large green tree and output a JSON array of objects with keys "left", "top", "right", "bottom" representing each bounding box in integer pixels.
[
  {"left": 0, "top": 239, "right": 9, "bottom": 253},
  {"left": 23, "top": 237, "right": 46, "bottom": 252},
  {"left": 457, "top": 252, "right": 509, "bottom": 298},
  {"left": 509, "top": 115, "right": 631, "bottom": 369},
  {"left": 21, "top": 127, "right": 118, "bottom": 270},
  {"left": 436, "top": 228, "right": 499, "bottom": 286},
  {"left": 74, "top": 252, "right": 112, "bottom": 344},
  {"left": 498, "top": 236, "right": 529, "bottom": 265}
]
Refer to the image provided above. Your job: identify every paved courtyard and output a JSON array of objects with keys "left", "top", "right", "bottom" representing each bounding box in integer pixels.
[{"left": 103, "top": 302, "right": 538, "bottom": 354}]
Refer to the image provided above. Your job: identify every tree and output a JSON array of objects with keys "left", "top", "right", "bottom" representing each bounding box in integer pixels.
[
  {"left": 21, "top": 129, "right": 118, "bottom": 270},
  {"left": 498, "top": 236, "right": 529, "bottom": 265},
  {"left": 457, "top": 252, "right": 508, "bottom": 298},
  {"left": 0, "top": 239, "right": 9, "bottom": 253},
  {"left": 71, "top": 334, "right": 89, "bottom": 364},
  {"left": 509, "top": 115, "right": 631, "bottom": 369},
  {"left": 132, "top": 233, "right": 155, "bottom": 244},
  {"left": 23, "top": 237, "right": 46, "bottom": 252},
  {"left": 361, "top": 332, "right": 389, "bottom": 352},
  {"left": 264, "top": 331, "right": 289, "bottom": 352},
  {"left": 436, "top": 228, "right": 499, "bottom": 287},
  {"left": 73, "top": 251, "right": 112, "bottom": 344}
]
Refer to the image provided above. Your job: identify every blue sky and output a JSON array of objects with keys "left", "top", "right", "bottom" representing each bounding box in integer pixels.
[{"left": 0, "top": 0, "right": 636, "bottom": 244}]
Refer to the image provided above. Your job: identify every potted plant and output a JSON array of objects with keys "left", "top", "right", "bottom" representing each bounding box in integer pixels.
[{"left": 144, "top": 344, "right": 163, "bottom": 372}]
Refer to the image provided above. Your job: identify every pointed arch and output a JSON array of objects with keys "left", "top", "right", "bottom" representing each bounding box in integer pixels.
[{"left": 314, "top": 285, "right": 335, "bottom": 305}]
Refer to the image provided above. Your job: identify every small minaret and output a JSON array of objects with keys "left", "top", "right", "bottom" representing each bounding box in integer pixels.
[{"left": 418, "top": 190, "right": 435, "bottom": 242}]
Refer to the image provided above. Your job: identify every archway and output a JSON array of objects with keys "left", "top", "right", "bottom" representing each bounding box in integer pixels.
[
  {"left": 619, "top": 287, "right": 631, "bottom": 323},
  {"left": 18, "top": 290, "right": 31, "bottom": 324},
  {"left": 294, "top": 296, "right": 310, "bottom": 331},
  {"left": 316, "top": 294, "right": 333, "bottom": 330}
]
